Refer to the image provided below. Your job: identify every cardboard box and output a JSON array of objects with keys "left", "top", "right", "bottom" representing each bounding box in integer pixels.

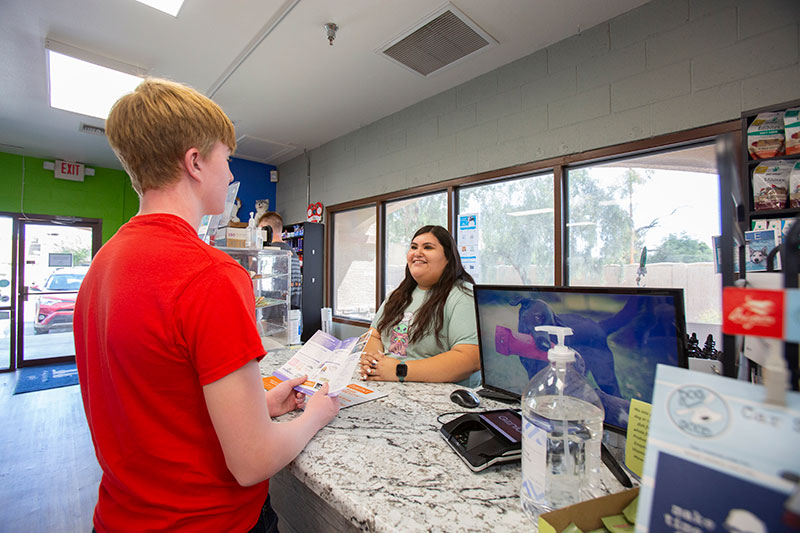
[
  {"left": 215, "top": 226, "right": 248, "bottom": 248},
  {"left": 538, "top": 487, "right": 639, "bottom": 533}
]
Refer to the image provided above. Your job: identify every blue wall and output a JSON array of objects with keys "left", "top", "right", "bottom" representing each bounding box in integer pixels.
[{"left": 230, "top": 157, "right": 276, "bottom": 223}]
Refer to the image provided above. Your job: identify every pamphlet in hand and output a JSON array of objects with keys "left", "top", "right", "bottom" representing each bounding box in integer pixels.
[
  {"left": 273, "top": 330, "right": 372, "bottom": 396},
  {"left": 262, "top": 375, "right": 387, "bottom": 408}
]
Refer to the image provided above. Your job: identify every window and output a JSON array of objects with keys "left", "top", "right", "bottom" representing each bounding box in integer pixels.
[
  {"left": 384, "top": 193, "right": 448, "bottom": 297},
  {"left": 458, "top": 173, "right": 555, "bottom": 285},
  {"left": 332, "top": 206, "right": 377, "bottom": 321},
  {"left": 565, "top": 143, "right": 721, "bottom": 325},
  {"left": 326, "top": 123, "right": 736, "bottom": 328}
]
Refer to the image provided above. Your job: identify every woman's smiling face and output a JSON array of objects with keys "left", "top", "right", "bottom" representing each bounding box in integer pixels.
[{"left": 407, "top": 232, "right": 448, "bottom": 290}]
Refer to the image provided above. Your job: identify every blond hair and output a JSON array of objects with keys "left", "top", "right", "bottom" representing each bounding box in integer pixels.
[{"left": 105, "top": 78, "right": 236, "bottom": 195}]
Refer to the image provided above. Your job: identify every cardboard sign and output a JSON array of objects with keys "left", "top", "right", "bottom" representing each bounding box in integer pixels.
[
  {"left": 624, "top": 399, "right": 651, "bottom": 478},
  {"left": 635, "top": 365, "right": 800, "bottom": 533}
]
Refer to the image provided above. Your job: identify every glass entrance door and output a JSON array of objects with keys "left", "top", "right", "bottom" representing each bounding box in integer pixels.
[
  {"left": 0, "top": 216, "right": 13, "bottom": 371},
  {"left": 18, "top": 220, "right": 97, "bottom": 366}
]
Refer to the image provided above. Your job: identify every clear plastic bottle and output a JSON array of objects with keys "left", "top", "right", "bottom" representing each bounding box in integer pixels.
[
  {"left": 520, "top": 326, "right": 605, "bottom": 523},
  {"left": 246, "top": 211, "right": 259, "bottom": 249}
]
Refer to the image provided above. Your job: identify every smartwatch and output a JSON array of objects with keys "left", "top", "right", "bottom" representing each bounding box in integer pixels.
[{"left": 396, "top": 361, "right": 408, "bottom": 382}]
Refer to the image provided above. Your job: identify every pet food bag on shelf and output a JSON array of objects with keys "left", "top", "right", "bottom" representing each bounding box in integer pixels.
[
  {"left": 752, "top": 161, "right": 791, "bottom": 210},
  {"left": 785, "top": 108, "right": 800, "bottom": 155},
  {"left": 747, "top": 112, "right": 784, "bottom": 159},
  {"left": 789, "top": 161, "right": 800, "bottom": 208}
]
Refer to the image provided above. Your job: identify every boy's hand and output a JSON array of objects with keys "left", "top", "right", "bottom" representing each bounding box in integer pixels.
[
  {"left": 303, "top": 383, "right": 340, "bottom": 430},
  {"left": 266, "top": 375, "right": 308, "bottom": 417}
]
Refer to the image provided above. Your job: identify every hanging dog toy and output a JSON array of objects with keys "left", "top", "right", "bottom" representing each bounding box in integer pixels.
[{"left": 636, "top": 246, "right": 647, "bottom": 287}]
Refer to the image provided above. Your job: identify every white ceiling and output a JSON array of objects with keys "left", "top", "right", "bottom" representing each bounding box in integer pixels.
[{"left": 0, "top": 0, "right": 650, "bottom": 170}]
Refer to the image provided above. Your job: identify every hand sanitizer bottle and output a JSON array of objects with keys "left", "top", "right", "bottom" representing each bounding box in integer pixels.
[
  {"left": 247, "top": 211, "right": 257, "bottom": 249},
  {"left": 520, "top": 326, "right": 604, "bottom": 523}
]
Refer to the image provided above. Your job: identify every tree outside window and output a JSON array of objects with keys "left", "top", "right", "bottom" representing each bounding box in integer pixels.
[{"left": 458, "top": 173, "right": 555, "bottom": 285}]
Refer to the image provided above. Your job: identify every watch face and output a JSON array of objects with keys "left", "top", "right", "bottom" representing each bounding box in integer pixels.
[{"left": 396, "top": 363, "right": 408, "bottom": 378}]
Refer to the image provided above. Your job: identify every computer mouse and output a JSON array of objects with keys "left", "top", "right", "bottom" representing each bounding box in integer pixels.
[{"left": 450, "top": 388, "right": 481, "bottom": 408}]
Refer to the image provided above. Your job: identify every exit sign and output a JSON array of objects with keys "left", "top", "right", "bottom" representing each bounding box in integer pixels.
[{"left": 54, "top": 160, "right": 85, "bottom": 182}]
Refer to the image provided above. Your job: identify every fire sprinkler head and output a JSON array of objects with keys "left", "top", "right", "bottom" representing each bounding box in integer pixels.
[{"left": 325, "top": 23, "right": 338, "bottom": 46}]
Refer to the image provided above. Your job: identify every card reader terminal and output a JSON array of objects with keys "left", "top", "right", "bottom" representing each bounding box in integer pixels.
[{"left": 440, "top": 409, "right": 522, "bottom": 472}]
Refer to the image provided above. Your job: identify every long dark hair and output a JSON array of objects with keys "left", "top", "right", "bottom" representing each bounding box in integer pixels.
[{"left": 377, "top": 225, "right": 475, "bottom": 349}]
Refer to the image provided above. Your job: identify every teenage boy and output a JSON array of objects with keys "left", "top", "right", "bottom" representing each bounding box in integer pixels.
[{"left": 74, "top": 78, "right": 339, "bottom": 533}]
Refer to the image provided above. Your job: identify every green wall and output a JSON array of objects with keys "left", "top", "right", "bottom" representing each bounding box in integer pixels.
[{"left": 0, "top": 151, "right": 139, "bottom": 243}]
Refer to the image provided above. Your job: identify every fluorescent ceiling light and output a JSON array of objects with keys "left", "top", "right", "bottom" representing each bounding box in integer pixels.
[
  {"left": 46, "top": 41, "right": 144, "bottom": 120},
  {"left": 135, "top": 0, "right": 184, "bottom": 16},
  {"left": 507, "top": 208, "right": 554, "bottom": 217}
]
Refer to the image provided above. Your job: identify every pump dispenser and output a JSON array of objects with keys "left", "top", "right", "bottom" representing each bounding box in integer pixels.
[
  {"left": 520, "top": 326, "right": 605, "bottom": 523},
  {"left": 541, "top": 326, "right": 575, "bottom": 364},
  {"left": 246, "top": 211, "right": 259, "bottom": 249}
]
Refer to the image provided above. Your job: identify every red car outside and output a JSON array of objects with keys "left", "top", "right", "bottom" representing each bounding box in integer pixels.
[{"left": 33, "top": 267, "right": 88, "bottom": 335}]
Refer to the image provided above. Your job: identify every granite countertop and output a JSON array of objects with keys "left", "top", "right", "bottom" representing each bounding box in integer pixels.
[{"left": 259, "top": 348, "right": 628, "bottom": 533}]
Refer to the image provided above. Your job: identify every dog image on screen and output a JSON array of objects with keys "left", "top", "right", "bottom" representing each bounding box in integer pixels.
[
  {"left": 510, "top": 297, "right": 622, "bottom": 396},
  {"left": 492, "top": 292, "right": 679, "bottom": 429}
]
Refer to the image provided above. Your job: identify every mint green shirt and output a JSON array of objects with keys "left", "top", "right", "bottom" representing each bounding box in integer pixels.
[{"left": 371, "top": 282, "right": 480, "bottom": 386}]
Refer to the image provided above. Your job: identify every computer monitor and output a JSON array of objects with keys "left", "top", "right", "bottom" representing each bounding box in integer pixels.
[{"left": 473, "top": 285, "right": 687, "bottom": 433}]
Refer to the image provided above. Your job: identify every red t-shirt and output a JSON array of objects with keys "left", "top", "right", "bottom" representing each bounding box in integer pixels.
[{"left": 74, "top": 214, "right": 268, "bottom": 532}]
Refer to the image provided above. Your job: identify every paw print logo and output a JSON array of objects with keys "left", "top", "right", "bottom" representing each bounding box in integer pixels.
[{"left": 667, "top": 385, "right": 729, "bottom": 438}]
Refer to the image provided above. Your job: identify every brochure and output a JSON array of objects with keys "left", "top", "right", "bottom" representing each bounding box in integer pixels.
[
  {"left": 262, "top": 375, "right": 387, "bottom": 408},
  {"left": 713, "top": 229, "right": 779, "bottom": 273},
  {"left": 745, "top": 229, "right": 779, "bottom": 271},
  {"left": 272, "top": 330, "right": 372, "bottom": 396},
  {"left": 635, "top": 365, "right": 800, "bottom": 532},
  {"left": 198, "top": 181, "right": 240, "bottom": 243}
]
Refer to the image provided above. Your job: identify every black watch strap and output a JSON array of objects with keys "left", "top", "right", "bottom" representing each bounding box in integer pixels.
[{"left": 396, "top": 362, "right": 408, "bottom": 382}]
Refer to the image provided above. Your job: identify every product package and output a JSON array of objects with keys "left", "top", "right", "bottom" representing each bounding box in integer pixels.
[
  {"left": 789, "top": 161, "right": 800, "bottom": 208},
  {"left": 747, "top": 112, "right": 785, "bottom": 159},
  {"left": 752, "top": 161, "right": 792, "bottom": 210},
  {"left": 784, "top": 108, "right": 800, "bottom": 155}
]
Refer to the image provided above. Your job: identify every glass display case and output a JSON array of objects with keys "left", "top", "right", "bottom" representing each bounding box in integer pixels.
[{"left": 218, "top": 247, "right": 291, "bottom": 347}]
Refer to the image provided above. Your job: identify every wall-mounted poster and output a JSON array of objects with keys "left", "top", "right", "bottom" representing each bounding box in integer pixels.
[{"left": 458, "top": 213, "right": 479, "bottom": 279}]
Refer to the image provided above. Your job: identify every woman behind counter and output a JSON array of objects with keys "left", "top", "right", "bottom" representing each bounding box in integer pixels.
[{"left": 359, "top": 225, "right": 480, "bottom": 384}]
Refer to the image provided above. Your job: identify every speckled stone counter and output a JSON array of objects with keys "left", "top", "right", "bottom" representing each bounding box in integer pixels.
[{"left": 259, "top": 349, "right": 629, "bottom": 533}]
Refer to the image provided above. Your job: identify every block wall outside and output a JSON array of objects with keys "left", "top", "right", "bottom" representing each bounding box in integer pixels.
[{"left": 277, "top": 0, "right": 800, "bottom": 224}]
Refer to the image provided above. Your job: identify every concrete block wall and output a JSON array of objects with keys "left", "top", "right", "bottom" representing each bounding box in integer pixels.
[{"left": 278, "top": 0, "right": 800, "bottom": 224}]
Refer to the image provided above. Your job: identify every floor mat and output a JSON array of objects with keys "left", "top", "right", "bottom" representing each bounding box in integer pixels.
[{"left": 14, "top": 363, "right": 79, "bottom": 394}]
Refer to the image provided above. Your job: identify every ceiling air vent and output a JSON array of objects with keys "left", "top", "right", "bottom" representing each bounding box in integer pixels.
[
  {"left": 79, "top": 123, "right": 105, "bottom": 136},
  {"left": 235, "top": 135, "right": 295, "bottom": 164},
  {"left": 379, "top": 4, "right": 497, "bottom": 77}
]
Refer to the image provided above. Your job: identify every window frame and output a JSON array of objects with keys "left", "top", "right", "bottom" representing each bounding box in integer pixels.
[
  {"left": 455, "top": 168, "right": 558, "bottom": 286},
  {"left": 325, "top": 121, "right": 741, "bottom": 327},
  {"left": 328, "top": 203, "right": 377, "bottom": 324},
  {"left": 562, "top": 139, "right": 721, "bottom": 286}
]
